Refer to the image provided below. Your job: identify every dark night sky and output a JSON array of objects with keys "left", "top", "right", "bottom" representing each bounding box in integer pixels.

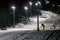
[
  {"left": 0, "top": 0, "right": 38, "bottom": 10},
  {"left": 0, "top": 0, "right": 60, "bottom": 8},
  {"left": 0, "top": 0, "right": 27, "bottom": 8},
  {"left": 0, "top": 0, "right": 60, "bottom": 13}
]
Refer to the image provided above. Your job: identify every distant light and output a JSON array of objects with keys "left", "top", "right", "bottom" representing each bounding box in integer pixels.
[
  {"left": 46, "top": 1, "right": 50, "bottom": 4},
  {"left": 52, "top": 4, "right": 54, "bottom": 6},
  {"left": 29, "top": 1, "right": 32, "bottom": 6},
  {"left": 37, "top": 1, "right": 41, "bottom": 5},
  {"left": 24, "top": 6, "right": 28, "bottom": 11},
  {"left": 35, "top": 3, "right": 38, "bottom": 6},
  {"left": 58, "top": 5, "right": 60, "bottom": 7},
  {"left": 11, "top": 6, "right": 16, "bottom": 10}
]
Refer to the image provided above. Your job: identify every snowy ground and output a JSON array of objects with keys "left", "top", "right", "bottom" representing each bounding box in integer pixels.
[
  {"left": 0, "top": 30, "right": 60, "bottom": 40},
  {"left": 0, "top": 10, "right": 60, "bottom": 40},
  {"left": 13, "top": 10, "right": 60, "bottom": 30}
]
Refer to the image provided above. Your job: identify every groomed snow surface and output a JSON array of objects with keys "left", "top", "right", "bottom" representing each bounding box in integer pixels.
[
  {"left": 14, "top": 10, "right": 60, "bottom": 30},
  {"left": 0, "top": 30, "right": 60, "bottom": 40},
  {"left": 0, "top": 10, "right": 60, "bottom": 40}
]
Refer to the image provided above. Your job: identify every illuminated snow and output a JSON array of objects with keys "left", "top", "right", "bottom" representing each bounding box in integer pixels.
[
  {"left": 12, "top": 10, "right": 60, "bottom": 30},
  {"left": 0, "top": 10, "right": 60, "bottom": 33}
]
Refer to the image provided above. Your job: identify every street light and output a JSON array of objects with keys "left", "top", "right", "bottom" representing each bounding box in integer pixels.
[
  {"left": 35, "top": 1, "right": 41, "bottom": 6},
  {"left": 35, "top": 3, "right": 38, "bottom": 6},
  {"left": 24, "top": 6, "right": 28, "bottom": 24},
  {"left": 35, "top": 1, "right": 42, "bottom": 32},
  {"left": 11, "top": 6, "right": 16, "bottom": 10},
  {"left": 52, "top": 4, "right": 55, "bottom": 6},
  {"left": 37, "top": 1, "right": 41, "bottom": 6},
  {"left": 45, "top": 0, "right": 50, "bottom": 4},
  {"left": 29, "top": 1, "right": 33, "bottom": 10},
  {"left": 29, "top": 1, "right": 33, "bottom": 19},
  {"left": 29, "top": 1, "right": 33, "bottom": 6},
  {"left": 11, "top": 6, "right": 16, "bottom": 28},
  {"left": 24, "top": 6, "right": 28, "bottom": 11}
]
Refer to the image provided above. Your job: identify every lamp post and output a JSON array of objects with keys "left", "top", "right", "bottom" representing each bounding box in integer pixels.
[
  {"left": 29, "top": 1, "right": 33, "bottom": 20},
  {"left": 35, "top": 1, "right": 41, "bottom": 32},
  {"left": 11, "top": 6, "right": 16, "bottom": 28},
  {"left": 24, "top": 6, "right": 28, "bottom": 24},
  {"left": 35, "top": 3, "right": 39, "bottom": 31},
  {"left": 29, "top": 1, "right": 32, "bottom": 13}
]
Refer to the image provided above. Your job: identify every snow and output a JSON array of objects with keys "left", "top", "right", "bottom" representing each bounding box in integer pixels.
[
  {"left": 5, "top": 10, "right": 60, "bottom": 31},
  {"left": 4, "top": 30, "right": 54, "bottom": 40},
  {"left": 0, "top": 10, "right": 60, "bottom": 40},
  {"left": 12, "top": 10, "right": 60, "bottom": 30}
]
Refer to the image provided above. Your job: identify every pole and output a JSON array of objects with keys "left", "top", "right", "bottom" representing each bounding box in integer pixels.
[
  {"left": 36, "top": 5, "right": 39, "bottom": 32},
  {"left": 13, "top": 9, "right": 15, "bottom": 28},
  {"left": 26, "top": 10, "right": 27, "bottom": 24},
  {"left": 37, "top": 12, "right": 39, "bottom": 32},
  {"left": 30, "top": 6, "right": 32, "bottom": 16},
  {"left": 29, "top": 6, "right": 32, "bottom": 21}
]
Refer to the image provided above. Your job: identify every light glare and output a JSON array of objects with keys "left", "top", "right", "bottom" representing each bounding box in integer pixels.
[
  {"left": 58, "top": 5, "right": 60, "bottom": 7},
  {"left": 37, "top": 1, "right": 41, "bottom": 5},
  {"left": 46, "top": 1, "right": 50, "bottom": 4},
  {"left": 11, "top": 6, "right": 16, "bottom": 10},
  {"left": 35, "top": 3, "right": 38, "bottom": 6},
  {"left": 24, "top": 6, "right": 28, "bottom": 11},
  {"left": 52, "top": 4, "right": 54, "bottom": 6},
  {"left": 29, "top": 1, "right": 32, "bottom": 6}
]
